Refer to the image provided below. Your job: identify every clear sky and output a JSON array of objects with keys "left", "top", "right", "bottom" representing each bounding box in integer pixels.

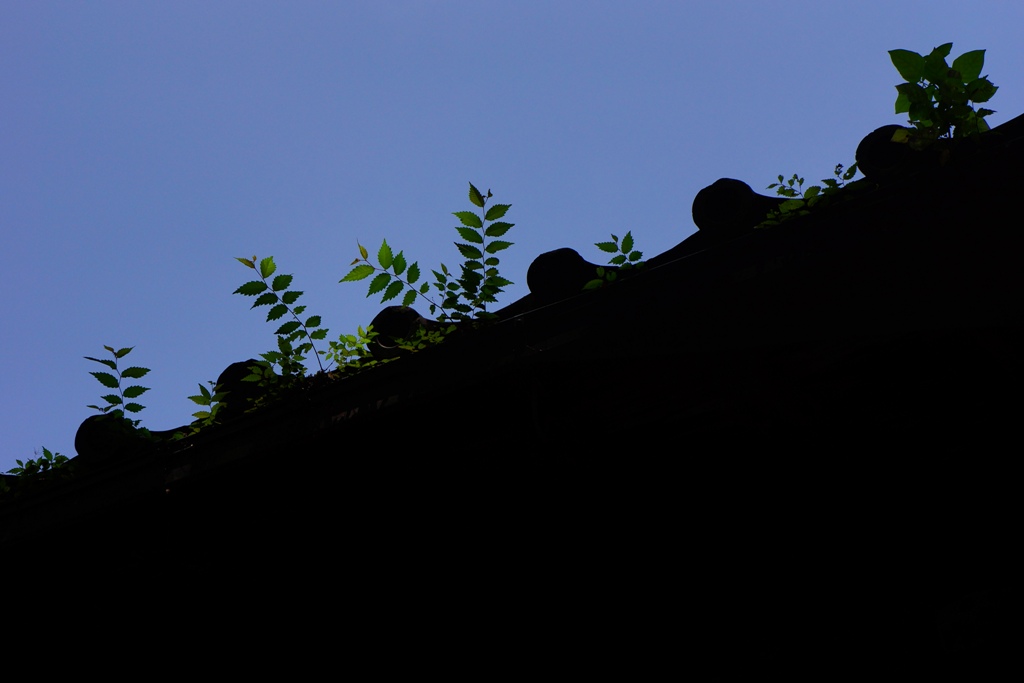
[{"left": 3, "top": 1, "right": 1024, "bottom": 472}]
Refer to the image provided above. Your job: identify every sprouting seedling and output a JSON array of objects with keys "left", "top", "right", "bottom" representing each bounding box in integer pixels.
[
  {"left": 235, "top": 255, "right": 329, "bottom": 374},
  {"left": 85, "top": 345, "right": 151, "bottom": 426},
  {"left": 584, "top": 231, "right": 644, "bottom": 290},
  {"left": 341, "top": 182, "right": 515, "bottom": 323}
]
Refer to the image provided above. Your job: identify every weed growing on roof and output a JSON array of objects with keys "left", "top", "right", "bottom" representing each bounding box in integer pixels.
[
  {"left": 234, "top": 255, "right": 331, "bottom": 401},
  {"left": 889, "top": 42, "right": 998, "bottom": 150},
  {"left": 85, "top": 345, "right": 151, "bottom": 427},
  {"left": 584, "top": 231, "right": 645, "bottom": 290},
  {"left": 342, "top": 182, "right": 514, "bottom": 323},
  {"left": 758, "top": 163, "right": 859, "bottom": 228}
]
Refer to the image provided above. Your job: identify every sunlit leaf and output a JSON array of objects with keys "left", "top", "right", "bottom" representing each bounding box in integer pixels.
[
  {"left": 259, "top": 256, "right": 276, "bottom": 279},
  {"left": 340, "top": 264, "right": 375, "bottom": 282},
  {"left": 484, "top": 204, "right": 511, "bottom": 221},
  {"left": 453, "top": 211, "right": 483, "bottom": 228}
]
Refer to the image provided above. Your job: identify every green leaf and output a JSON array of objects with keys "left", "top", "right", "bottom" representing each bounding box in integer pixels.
[
  {"left": 456, "top": 243, "right": 483, "bottom": 260},
  {"left": 889, "top": 49, "right": 924, "bottom": 82},
  {"left": 407, "top": 262, "right": 420, "bottom": 284},
  {"left": 120, "top": 366, "right": 150, "bottom": 379},
  {"left": 115, "top": 347, "right": 133, "bottom": 358},
  {"left": 84, "top": 356, "right": 118, "bottom": 371},
  {"left": 267, "top": 304, "right": 288, "bottom": 321},
  {"left": 293, "top": 305, "right": 306, "bottom": 316},
  {"left": 259, "top": 256, "right": 276, "bottom": 279},
  {"left": 488, "top": 276, "right": 514, "bottom": 288},
  {"left": 453, "top": 211, "right": 483, "bottom": 229},
  {"left": 468, "top": 182, "right": 485, "bottom": 208},
  {"left": 124, "top": 403, "right": 145, "bottom": 413},
  {"left": 420, "top": 282, "right": 429, "bottom": 294},
  {"left": 276, "top": 321, "right": 301, "bottom": 336},
  {"left": 402, "top": 289, "right": 417, "bottom": 307},
  {"left": 281, "top": 290, "right": 302, "bottom": 305},
  {"left": 392, "top": 252, "right": 407, "bottom": 276},
  {"left": 122, "top": 385, "right": 149, "bottom": 399},
  {"left": 628, "top": 251, "right": 643, "bottom": 262},
  {"left": 484, "top": 240, "right": 512, "bottom": 254},
  {"left": 303, "top": 315, "right": 320, "bottom": 328},
  {"left": 610, "top": 255, "right": 627, "bottom": 265},
  {"left": 595, "top": 241, "right": 617, "bottom": 253},
  {"left": 340, "top": 264, "right": 375, "bottom": 282},
  {"left": 381, "top": 280, "right": 404, "bottom": 302},
  {"left": 456, "top": 227, "right": 484, "bottom": 244},
  {"left": 358, "top": 243, "right": 369, "bottom": 260},
  {"left": 952, "top": 49, "right": 985, "bottom": 83},
  {"left": 310, "top": 329, "right": 328, "bottom": 340},
  {"left": 484, "top": 204, "right": 511, "bottom": 221},
  {"left": 377, "top": 240, "right": 393, "bottom": 270},
  {"left": 484, "top": 221, "right": 513, "bottom": 237},
  {"left": 90, "top": 371, "right": 120, "bottom": 389},
  {"left": 368, "top": 272, "right": 391, "bottom": 296},
  {"left": 621, "top": 231, "right": 634, "bottom": 254},
  {"left": 967, "top": 77, "right": 997, "bottom": 103},
  {"left": 272, "top": 274, "right": 293, "bottom": 292},
  {"left": 235, "top": 280, "right": 269, "bottom": 296},
  {"left": 252, "top": 292, "right": 278, "bottom": 308},
  {"left": 101, "top": 394, "right": 122, "bottom": 405},
  {"left": 236, "top": 257, "right": 256, "bottom": 269}
]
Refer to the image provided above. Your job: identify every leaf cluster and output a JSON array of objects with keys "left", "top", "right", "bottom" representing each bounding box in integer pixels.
[
  {"left": 172, "top": 381, "right": 229, "bottom": 439},
  {"left": 341, "top": 182, "right": 514, "bottom": 323},
  {"left": 759, "top": 163, "right": 858, "bottom": 228},
  {"left": 325, "top": 325, "right": 387, "bottom": 373},
  {"left": 584, "top": 231, "right": 645, "bottom": 290},
  {"left": 889, "top": 43, "right": 998, "bottom": 148},
  {"left": 235, "top": 255, "right": 329, "bottom": 380},
  {"left": 84, "top": 345, "right": 151, "bottom": 426},
  {"left": 7, "top": 447, "right": 70, "bottom": 478}
]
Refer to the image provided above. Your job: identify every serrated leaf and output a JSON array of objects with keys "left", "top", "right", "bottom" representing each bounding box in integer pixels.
[
  {"left": 628, "top": 251, "right": 643, "bottom": 262},
  {"left": 368, "top": 273, "right": 391, "bottom": 296},
  {"left": 84, "top": 356, "right": 118, "bottom": 371},
  {"left": 468, "top": 182, "right": 485, "bottom": 208},
  {"left": 282, "top": 290, "right": 302, "bottom": 305},
  {"left": 488, "top": 276, "right": 514, "bottom": 288},
  {"left": 381, "top": 280, "right": 404, "bottom": 302},
  {"left": 610, "top": 255, "right": 627, "bottom": 265},
  {"left": 358, "top": 243, "right": 368, "bottom": 260},
  {"left": 267, "top": 304, "right": 288, "bottom": 321},
  {"left": 484, "top": 204, "right": 511, "bottom": 221},
  {"left": 378, "top": 239, "right": 393, "bottom": 270},
  {"left": 124, "top": 403, "right": 145, "bottom": 413},
  {"left": 392, "top": 252, "right": 407, "bottom": 276},
  {"left": 621, "top": 232, "right": 634, "bottom": 253},
  {"left": 276, "top": 320, "right": 301, "bottom": 336},
  {"left": 192, "top": 411, "right": 211, "bottom": 420},
  {"left": 120, "top": 366, "right": 150, "bottom": 379},
  {"left": 113, "top": 347, "right": 132, "bottom": 358},
  {"left": 90, "top": 371, "right": 120, "bottom": 389},
  {"left": 463, "top": 260, "right": 483, "bottom": 271},
  {"left": 595, "top": 241, "right": 617, "bottom": 253},
  {"left": 293, "top": 305, "right": 306, "bottom": 317},
  {"left": 456, "top": 227, "right": 484, "bottom": 244},
  {"left": 259, "top": 256, "right": 276, "bottom": 279},
  {"left": 101, "top": 394, "right": 122, "bottom": 405},
  {"left": 236, "top": 257, "right": 256, "bottom": 269},
  {"left": 407, "top": 262, "right": 420, "bottom": 284},
  {"left": 402, "top": 289, "right": 417, "bottom": 307},
  {"left": 310, "top": 329, "right": 327, "bottom": 340},
  {"left": 122, "top": 385, "right": 149, "bottom": 399},
  {"left": 340, "top": 264, "right": 375, "bottom": 282},
  {"left": 453, "top": 211, "right": 483, "bottom": 229},
  {"left": 235, "top": 280, "right": 269, "bottom": 296},
  {"left": 484, "top": 240, "right": 512, "bottom": 254},
  {"left": 484, "top": 221, "right": 513, "bottom": 238},
  {"left": 420, "top": 282, "right": 429, "bottom": 294},
  {"left": 252, "top": 292, "right": 278, "bottom": 308},
  {"left": 272, "top": 274, "right": 293, "bottom": 292},
  {"left": 456, "top": 243, "right": 483, "bottom": 260}
]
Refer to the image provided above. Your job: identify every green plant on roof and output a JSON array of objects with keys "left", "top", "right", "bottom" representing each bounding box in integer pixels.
[
  {"left": 759, "top": 163, "right": 859, "bottom": 228},
  {"left": 7, "top": 447, "right": 70, "bottom": 478},
  {"left": 889, "top": 42, "right": 998, "bottom": 150},
  {"left": 584, "top": 231, "right": 645, "bottom": 290},
  {"left": 341, "top": 182, "right": 514, "bottom": 323},
  {"left": 85, "top": 345, "right": 151, "bottom": 427},
  {"left": 235, "top": 254, "right": 330, "bottom": 386}
]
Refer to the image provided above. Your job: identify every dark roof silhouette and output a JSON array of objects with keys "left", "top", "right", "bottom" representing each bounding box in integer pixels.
[{"left": 4, "top": 114, "right": 1022, "bottom": 660}]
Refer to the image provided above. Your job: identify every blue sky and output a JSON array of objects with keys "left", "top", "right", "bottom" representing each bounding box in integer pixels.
[{"left": 3, "top": 1, "right": 1024, "bottom": 472}]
